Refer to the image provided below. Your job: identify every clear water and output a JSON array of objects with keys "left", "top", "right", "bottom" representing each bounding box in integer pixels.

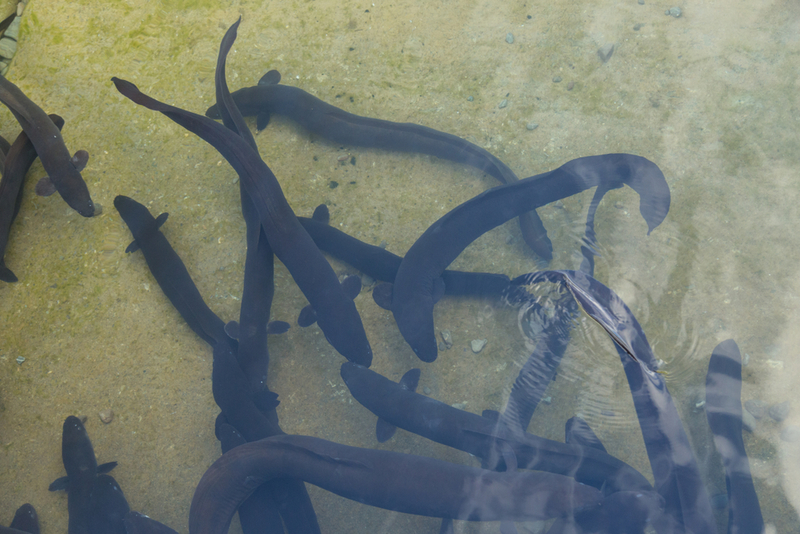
[{"left": 0, "top": 0, "right": 798, "bottom": 533}]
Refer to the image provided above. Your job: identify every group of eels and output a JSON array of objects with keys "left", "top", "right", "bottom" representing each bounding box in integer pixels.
[{"left": 1, "top": 17, "right": 769, "bottom": 534}]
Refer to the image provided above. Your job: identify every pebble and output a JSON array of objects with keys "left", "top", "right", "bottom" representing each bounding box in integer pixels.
[
  {"left": 597, "top": 44, "right": 615, "bottom": 63},
  {"left": 666, "top": 7, "right": 682, "bottom": 18},
  {"left": 633, "top": 23, "right": 644, "bottom": 31},
  {"left": 710, "top": 493, "right": 728, "bottom": 510},
  {"left": 526, "top": 122, "right": 539, "bottom": 131},
  {"left": 506, "top": 33, "right": 514, "bottom": 44},
  {"left": 15, "top": 356, "right": 24, "bottom": 365},
  {"left": 440, "top": 330, "right": 453, "bottom": 349},
  {"left": 452, "top": 402, "right": 467, "bottom": 410},
  {"left": 498, "top": 99, "right": 508, "bottom": 109},
  {"left": 744, "top": 399, "right": 768, "bottom": 419},
  {"left": 742, "top": 352, "right": 750, "bottom": 366},
  {"left": 423, "top": 386, "right": 431, "bottom": 395},
  {"left": 552, "top": 76, "right": 562, "bottom": 83},
  {"left": 637, "top": 0, "right": 644, "bottom": 4},
  {"left": 99, "top": 409, "right": 114, "bottom": 424},
  {"left": 542, "top": 396, "right": 552, "bottom": 405},
  {"left": 467, "top": 96, "right": 474, "bottom": 101},
  {"left": 741, "top": 409, "right": 756, "bottom": 433},
  {"left": 471, "top": 339, "right": 487, "bottom": 353},
  {"left": 780, "top": 425, "right": 800, "bottom": 443},
  {"left": 769, "top": 401, "right": 790, "bottom": 422},
  {"left": 567, "top": 81, "right": 574, "bottom": 91}
]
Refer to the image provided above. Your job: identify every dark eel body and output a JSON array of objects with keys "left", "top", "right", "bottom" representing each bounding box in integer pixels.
[
  {"left": 206, "top": 70, "right": 553, "bottom": 260},
  {"left": 391, "top": 153, "right": 670, "bottom": 362},
  {"left": 0, "top": 115, "right": 64, "bottom": 282},
  {"left": 0, "top": 74, "right": 94, "bottom": 216},
  {"left": 705, "top": 340, "right": 764, "bottom": 534},
  {"left": 189, "top": 434, "right": 603, "bottom": 534}
]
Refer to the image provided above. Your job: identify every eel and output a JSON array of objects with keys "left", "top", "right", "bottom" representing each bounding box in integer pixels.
[
  {"left": 114, "top": 195, "right": 227, "bottom": 346},
  {"left": 213, "top": 17, "right": 278, "bottom": 393},
  {"left": 390, "top": 153, "right": 670, "bottom": 362},
  {"left": 340, "top": 362, "right": 654, "bottom": 496},
  {"left": 513, "top": 271, "right": 715, "bottom": 534},
  {"left": 297, "top": 208, "right": 513, "bottom": 301},
  {"left": 189, "top": 434, "right": 603, "bottom": 534},
  {"left": 0, "top": 74, "right": 94, "bottom": 217},
  {"left": 49, "top": 416, "right": 129, "bottom": 534},
  {"left": 123, "top": 512, "right": 180, "bottom": 534},
  {"left": 0, "top": 115, "right": 65, "bottom": 282},
  {"left": 3, "top": 504, "right": 39, "bottom": 534},
  {"left": 205, "top": 71, "right": 553, "bottom": 261},
  {"left": 111, "top": 74, "right": 373, "bottom": 367},
  {"left": 705, "top": 340, "right": 764, "bottom": 534}
]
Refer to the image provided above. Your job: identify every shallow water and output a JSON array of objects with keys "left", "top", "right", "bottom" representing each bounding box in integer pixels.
[{"left": 0, "top": 0, "right": 798, "bottom": 533}]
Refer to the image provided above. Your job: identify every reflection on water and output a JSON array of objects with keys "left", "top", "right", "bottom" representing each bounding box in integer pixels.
[{"left": 0, "top": 0, "right": 798, "bottom": 533}]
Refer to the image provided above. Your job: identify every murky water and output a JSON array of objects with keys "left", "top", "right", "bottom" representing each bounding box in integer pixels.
[{"left": 1, "top": 0, "right": 798, "bottom": 533}]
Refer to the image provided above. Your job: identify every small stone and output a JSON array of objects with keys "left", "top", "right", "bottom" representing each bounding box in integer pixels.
[
  {"left": 467, "top": 96, "right": 474, "bottom": 101},
  {"left": 710, "top": 493, "right": 728, "bottom": 509},
  {"left": 505, "top": 33, "right": 514, "bottom": 44},
  {"left": 471, "top": 339, "right": 488, "bottom": 353},
  {"left": 440, "top": 330, "right": 453, "bottom": 349},
  {"left": 99, "top": 409, "right": 114, "bottom": 424},
  {"left": 666, "top": 7, "right": 682, "bottom": 18},
  {"left": 598, "top": 43, "right": 615, "bottom": 63},
  {"left": 552, "top": 76, "right": 562, "bottom": 83},
  {"left": 542, "top": 396, "right": 552, "bottom": 405},
  {"left": 637, "top": 0, "right": 644, "bottom": 4},
  {"left": 452, "top": 402, "right": 467, "bottom": 410},
  {"left": 633, "top": 23, "right": 644, "bottom": 31},
  {"left": 769, "top": 401, "right": 790, "bottom": 422},
  {"left": 780, "top": 425, "right": 800, "bottom": 443},
  {"left": 614, "top": 201, "right": 624, "bottom": 209},
  {"left": 741, "top": 409, "right": 756, "bottom": 433},
  {"left": 15, "top": 356, "right": 24, "bottom": 365},
  {"left": 742, "top": 353, "right": 750, "bottom": 366},
  {"left": 526, "top": 122, "right": 539, "bottom": 131},
  {"left": 498, "top": 99, "right": 508, "bottom": 109},
  {"left": 423, "top": 386, "right": 432, "bottom": 395},
  {"left": 567, "top": 81, "right": 574, "bottom": 91},
  {"left": 744, "top": 399, "right": 768, "bottom": 419}
]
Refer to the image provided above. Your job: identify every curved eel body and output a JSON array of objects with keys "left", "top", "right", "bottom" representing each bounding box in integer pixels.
[
  {"left": 0, "top": 74, "right": 94, "bottom": 216},
  {"left": 189, "top": 434, "right": 602, "bottom": 534},
  {"left": 392, "top": 153, "right": 670, "bottom": 362},
  {"left": 206, "top": 71, "right": 552, "bottom": 260},
  {"left": 0, "top": 115, "right": 64, "bottom": 282}
]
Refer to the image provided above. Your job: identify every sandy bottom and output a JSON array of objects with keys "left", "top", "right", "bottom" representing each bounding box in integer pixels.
[{"left": 1, "top": 0, "right": 799, "bottom": 533}]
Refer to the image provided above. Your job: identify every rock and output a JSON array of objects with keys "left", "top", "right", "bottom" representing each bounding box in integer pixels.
[
  {"left": 666, "top": 7, "right": 682, "bottom": 18},
  {"left": 99, "top": 409, "right": 114, "bottom": 424},
  {"left": 780, "top": 425, "right": 800, "bottom": 443},
  {"left": 440, "top": 330, "right": 453, "bottom": 349},
  {"left": 741, "top": 409, "right": 756, "bottom": 433},
  {"left": 744, "top": 399, "right": 768, "bottom": 419},
  {"left": 505, "top": 33, "right": 514, "bottom": 44},
  {"left": 769, "top": 401, "right": 790, "bottom": 422},
  {"left": 471, "top": 339, "right": 487, "bottom": 353},
  {"left": 526, "top": 122, "right": 539, "bottom": 131},
  {"left": 598, "top": 43, "right": 615, "bottom": 63}
]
